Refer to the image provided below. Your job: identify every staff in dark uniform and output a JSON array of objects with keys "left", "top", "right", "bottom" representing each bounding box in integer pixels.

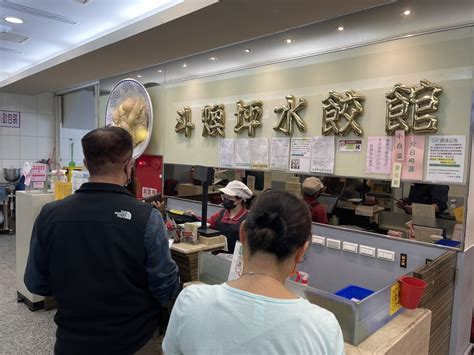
[
  {"left": 397, "top": 183, "right": 449, "bottom": 215},
  {"left": 208, "top": 180, "right": 253, "bottom": 253}
]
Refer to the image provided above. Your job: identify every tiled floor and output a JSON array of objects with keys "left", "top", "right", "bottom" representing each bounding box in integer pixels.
[{"left": 0, "top": 234, "right": 56, "bottom": 354}]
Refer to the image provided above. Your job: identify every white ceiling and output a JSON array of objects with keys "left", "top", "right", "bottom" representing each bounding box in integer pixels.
[
  {"left": 0, "top": 0, "right": 217, "bottom": 84},
  {"left": 1, "top": 0, "right": 473, "bottom": 95},
  {"left": 101, "top": 0, "right": 474, "bottom": 90}
]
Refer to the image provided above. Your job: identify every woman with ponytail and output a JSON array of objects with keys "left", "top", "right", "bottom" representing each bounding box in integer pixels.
[{"left": 163, "top": 190, "right": 344, "bottom": 355}]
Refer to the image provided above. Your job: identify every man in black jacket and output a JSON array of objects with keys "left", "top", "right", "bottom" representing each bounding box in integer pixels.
[{"left": 24, "top": 126, "right": 180, "bottom": 354}]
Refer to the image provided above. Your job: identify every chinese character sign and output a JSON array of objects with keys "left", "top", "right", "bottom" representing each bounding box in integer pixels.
[
  {"left": 175, "top": 106, "right": 195, "bottom": 138},
  {"left": 402, "top": 135, "right": 425, "bottom": 181},
  {"left": 366, "top": 136, "right": 393, "bottom": 175},
  {"left": 385, "top": 79, "right": 442, "bottom": 135},
  {"left": 426, "top": 135, "right": 466, "bottom": 183},
  {"left": 273, "top": 95, "right": 307, "bottom": 136},
  {"left": 202, "top": 104, "right": 225, "bottom": 138},
  {"left": 234, "top": 100, "right": 263, "bottom": 137},
  {"left": 0, "top": 110, "right": 20, "bottom": 128},
  {"left": 322, "top": 90, "right": 365, "bottom": 136}
]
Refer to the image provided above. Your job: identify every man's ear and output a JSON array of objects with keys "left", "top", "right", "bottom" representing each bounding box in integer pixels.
[{"left": 239, "top": 221, "right": 247, "bottom": 244}]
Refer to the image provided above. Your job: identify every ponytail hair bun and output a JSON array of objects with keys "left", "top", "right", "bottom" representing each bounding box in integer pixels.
[{"left": 245, "top": 190, "right": 311, "bottom": 260}]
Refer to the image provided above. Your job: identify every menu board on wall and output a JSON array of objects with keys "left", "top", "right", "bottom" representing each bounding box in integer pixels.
[
  {"left": 250, "top": 138, "right": 269, "bottom": 170},
  {"left": 234, "top": 139, "right": 251, "bottom": 169},
  {"left": 366, "top": 136, "right": 393, "bottom": 175},
  {"left": 218, "top": 138, "right": 235, "bottom": 168},
  {"left": 270, "top": 138, "right": 290, "bottom": 171},
  {"left": 426, "top": 135, "right": 466, "bottom": 183},
  {"left": 289, "top": 137, "right": 311, "bottom": 173},
  {"left": 310, "top": 136, "right": 335, "bottom": 174}
]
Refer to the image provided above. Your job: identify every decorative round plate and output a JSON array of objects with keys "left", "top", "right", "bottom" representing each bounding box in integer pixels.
[{"left": 105, "top": 78, "right": 153, "bottom": 159}]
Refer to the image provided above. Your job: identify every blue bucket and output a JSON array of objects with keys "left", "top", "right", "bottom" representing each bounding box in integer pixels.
[
  {"left": 335, "top": 285, "right": 374, "bottom": 302},
  {"left": 435, "top": 239, "right": 461, "bottom": 248}
]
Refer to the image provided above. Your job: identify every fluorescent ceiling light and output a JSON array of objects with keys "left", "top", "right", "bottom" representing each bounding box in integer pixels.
[{"left": 4, "top": 16, "right": 23, "bottom": 24}]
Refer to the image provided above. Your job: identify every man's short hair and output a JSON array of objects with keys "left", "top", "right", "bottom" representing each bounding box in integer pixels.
[{"left": 82, "top": 127, "right": 133, "bottom": 175}]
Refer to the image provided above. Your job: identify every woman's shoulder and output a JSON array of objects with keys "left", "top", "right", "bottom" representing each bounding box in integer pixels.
[{"left": 298, "top": 299, "right": 340, "bottom": 327}]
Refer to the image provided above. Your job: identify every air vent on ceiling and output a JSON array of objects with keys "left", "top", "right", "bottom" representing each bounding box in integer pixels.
[
  {"left": 0, "top": 1, "right": 79, "bottom": 25},
  {"left": 0, "top": 47, "right": 24, "bottom": 54},
  {"left": 0, "top": 32, "right": 28, "bottom": 43}
]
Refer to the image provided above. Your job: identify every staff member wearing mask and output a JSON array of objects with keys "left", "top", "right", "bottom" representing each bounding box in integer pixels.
[
  {"left": 209, "top": 180, "right": 253, "bottom": 253},
  {"left": 302, "top": 177, "right": 328, "bottom": 224}
]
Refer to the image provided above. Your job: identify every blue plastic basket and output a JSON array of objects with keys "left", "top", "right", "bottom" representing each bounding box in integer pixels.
[
  {"left": 335, "top": 285, "right": 374, "bottom": 302},
  {"left": 435, "top": 239, "right": 461, "bottom": 248}
]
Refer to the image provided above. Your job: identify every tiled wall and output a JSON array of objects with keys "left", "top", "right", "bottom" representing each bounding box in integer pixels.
[{"left": 0, "top": 92, "right": 56, "bottom": 182}]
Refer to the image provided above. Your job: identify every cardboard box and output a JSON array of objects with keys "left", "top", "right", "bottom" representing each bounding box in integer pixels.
[{"left": 178, "top": 183, "right": 203, "bottom": 197}]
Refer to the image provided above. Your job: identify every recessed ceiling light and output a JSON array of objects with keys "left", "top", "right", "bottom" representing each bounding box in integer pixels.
[
  {"left": 182, "top": 63, "right": 188, "bottom": 68},
  {"left": 284, "top": 38, "right": 294, "bottom": 44},
  {"left": 4, "top": 16, "right": 23, "bottom": 24},
  {"left": 137, "top": 75, "right": 142, "bottom": 78},
  {"left": 243, "top": 48, "right": 251, "bottom": 53},
  {"left": 337, "top": 26, "right": 344, "bottom": 31},
  {"left": 405, "top": 34, "right": 413, "bottom": 38},
  {"left": 209, "top": 56, "right": 217, "bottom": 61},
  {"left": 157, "top": 69, "right": 163, "bottom": 73},
  {"left": 403, "top": 9, "right": 412, "bottom": 16}
]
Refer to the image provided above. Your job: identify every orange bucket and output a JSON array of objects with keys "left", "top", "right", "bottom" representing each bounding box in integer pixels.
[{"left": 399, "top": 276, "right": 427, "bottom": 309}]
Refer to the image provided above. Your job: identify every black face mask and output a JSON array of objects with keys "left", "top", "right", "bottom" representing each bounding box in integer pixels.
[{"left": 222, "top": 198, "right": 236, "bottom": 210}]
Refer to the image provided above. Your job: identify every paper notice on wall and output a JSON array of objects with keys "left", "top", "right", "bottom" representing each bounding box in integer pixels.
[
  {"left": 234, "top": 139, "right": 251, "bottom": 169},
  {"left": 391, "top": 162, "right": 402, "bottom": 188},
  {"left": 250, "top": 138, "right": 269, "bottom": 170},
  {"left": 426, "top": 135, "right": 466, "bottom": 183},
  {"left": 218, "top": 138, "right": 235, "bottom": 168},
  {"left": 270, "top": 138, "right": 290, "bottom": 171},
  {"left": 289, "top": 137, "right": 311, "bottom": 172},
  {"left": 366, "top": 136, "right": 393, "bottom": 175},
  {"left": 401, "top": 135, "right": 425, "bottom": 181},
  {"left": 395, "top": 130, "right": 405, "bottom": 162},
  {"left": 228, "top": 241, "right": 244, "bottom": 281},
  {"left": 310, "top": 136, "right": 335, "bottom": 174}
]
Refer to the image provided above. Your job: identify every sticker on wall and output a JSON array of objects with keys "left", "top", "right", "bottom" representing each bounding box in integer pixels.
[
  {"left": 322, "top": 90, "right": 365, "bottom": 136},
  {"left": 337, "top": 139, "right": 362, "bottom": 152},
  {"left": 175, "top": 106, "right": 195, "bottom": 138},
  {"left": 385, "top": 79, "right": 442, "bottom": 135},
  {"left": 273, "top": 95, "right": 307, "bottom": 136},
  {"left": 234, "top": 100, "right": 263, "bottom": 137},
  {"left": 202, "top": 104, "right": 225, "bottom": 138}
]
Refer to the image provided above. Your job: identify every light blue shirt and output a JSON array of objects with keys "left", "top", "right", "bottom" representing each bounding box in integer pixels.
[{"left": 163, "top": 283, "right": 345, "bottom": 355}]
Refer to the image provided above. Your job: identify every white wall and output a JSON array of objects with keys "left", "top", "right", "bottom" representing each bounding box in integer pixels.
[
  {"left": 59, "top": 127, "right": 90, "bottom": 167},
  {"left": 0, "top": 92, "right": 56, "bottom": 182}
]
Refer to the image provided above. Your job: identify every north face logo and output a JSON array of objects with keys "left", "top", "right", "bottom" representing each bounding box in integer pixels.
[{"left": 114, "top": 210, "right": 132, "bottom": 220}]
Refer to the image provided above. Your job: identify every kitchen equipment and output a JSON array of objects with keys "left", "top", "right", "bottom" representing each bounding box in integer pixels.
[{"left": 1, "top": 168, "right": 21, "bottom": 234}]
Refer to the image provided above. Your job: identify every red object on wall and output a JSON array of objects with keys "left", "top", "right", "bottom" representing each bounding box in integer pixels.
[{"left": 135, "top": 154, "right": 163, "bottom": 199}]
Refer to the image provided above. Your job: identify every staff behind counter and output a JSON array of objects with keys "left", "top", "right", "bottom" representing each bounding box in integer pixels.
[{"left": 190, "top": 180, "right": 252, "bottom": 253}]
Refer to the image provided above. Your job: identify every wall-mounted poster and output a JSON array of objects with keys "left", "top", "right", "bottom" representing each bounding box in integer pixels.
[
  {"left": 402, "top": 135, "right": 425, "bottom": 181},
  {"left": 250, "top": 138, "right": 269, "bottom": 170},
  {"left": 235, "top": 139, "right": 251, "bottom": 169},
  {"left": 426, "top": 135, "right": 466, "bottom": 183},
  {"left": 218, "top": 138, "right": 235, "bottom": 168},
  {"left": 310, "top": 136, "right": 335, "bottom": 174},
  {"left": 366, "top": 136, "right": 393, "bottom": 175},
  {"left": 337, "top": 139, "right": 362, "bottom": 152},
  {"left": 0, "top": 110, "right": 20, "bottom": 128},
  {"left": 270, "top": 138, "right": 290, "bottom": 171},
  {"left": 289, "top": 137, "right": 311, "bottom": 173}
]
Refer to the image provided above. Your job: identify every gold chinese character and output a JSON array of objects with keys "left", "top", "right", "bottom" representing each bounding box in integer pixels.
[
  {"left": 273, "top": 95, "right": 307, "bottom": 136},
  {"left": 234, "top": 100, "right": 263, "bottom": 137},
  {"left": 385, "top": 79, "right": 442, "bottom": 135},
  {"left": 175, "top": 106, "right": 195, "bottom": 138},
  {"left": 322, "top": 90, "right": 365, "bottom": 136},
  {"left": 202, "top": 104, "right": 225, "bottom": 138}
]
